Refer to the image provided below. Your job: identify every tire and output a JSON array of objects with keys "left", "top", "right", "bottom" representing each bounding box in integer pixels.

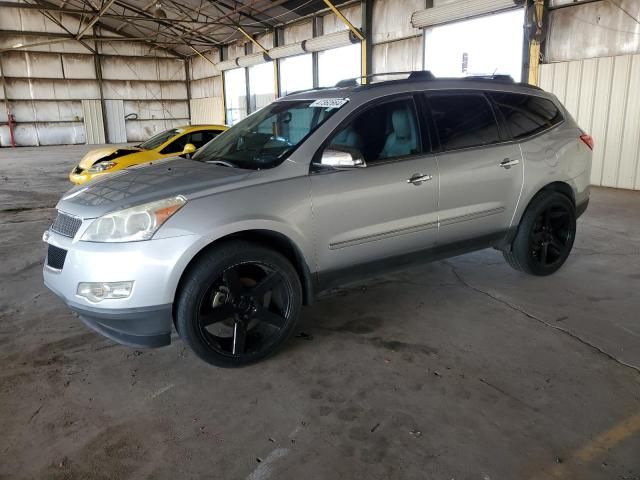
[
  {"left": 175, "top": 241, "right": 302, "bottom": 367},
  {"left": 503, "top": 191, "right": 576, "bottom": 276}
]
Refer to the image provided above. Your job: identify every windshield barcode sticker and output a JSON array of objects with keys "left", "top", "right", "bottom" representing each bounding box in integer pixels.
[{"left": 309, "top": 98, "right": 349, "bottom": 109}]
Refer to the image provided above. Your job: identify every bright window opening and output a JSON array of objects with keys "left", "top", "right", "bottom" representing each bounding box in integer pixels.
[
  {"left": 424, "top": 9, "right": 524, "bottom": 81},
  {"left": 279, "top": 54, "right": 313, "bottom": 96},
  {"left": 318, "top": 43, "right": 361, "bottom": 87},
  {"left": 248, "top": 62, "right": 276, "bottom": 113},
  {"left": 224, "top": 68, "right": 248, "bottom": 125}
]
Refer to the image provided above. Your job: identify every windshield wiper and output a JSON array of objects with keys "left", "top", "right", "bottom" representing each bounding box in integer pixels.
[{"left": 203, "top": 159, "right": 239, "bottom": 168}]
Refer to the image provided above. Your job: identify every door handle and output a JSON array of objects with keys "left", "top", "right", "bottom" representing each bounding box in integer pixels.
[
  {"left": 407, "top": 173, "right": 433, "bottom": 185},
  {"left": 499, "top": 158, "right": 520, "bottom": 169}
]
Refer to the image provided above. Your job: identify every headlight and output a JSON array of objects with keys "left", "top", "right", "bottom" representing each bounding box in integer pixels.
[
  {"left": 81, "top": 196, "right": 186, "bottom": 242},
  {"left": 88, "top": 161, "right": 117, "bottom": 173}
]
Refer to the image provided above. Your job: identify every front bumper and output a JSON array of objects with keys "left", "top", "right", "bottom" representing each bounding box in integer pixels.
[
  {"left": 69, "top": 168, "right": 106, "bottom": 185},
  {"left": 43, "top": 230, "right": 204, "bottom": 348},
  {"left": 48, "top": 283, "right": 172, "bottom": 347}
]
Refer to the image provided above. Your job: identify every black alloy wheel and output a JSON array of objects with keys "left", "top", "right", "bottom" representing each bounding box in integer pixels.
[
  {"left": 176, "top": 242, "right": 302, "bottom": 367},
  {"left": 529, "top": 204, "right": 573, "bottom": 268},
  {"left": 503, "top": 191, "right": 576, "bottom": 276}
]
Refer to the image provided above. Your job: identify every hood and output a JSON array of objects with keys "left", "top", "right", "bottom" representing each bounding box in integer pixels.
[
  {"left": 57, "top": 158, "right": 252, "bottom": 218},
  {"left": 78, "top": 146, "right": 142, "bottom": 169}
]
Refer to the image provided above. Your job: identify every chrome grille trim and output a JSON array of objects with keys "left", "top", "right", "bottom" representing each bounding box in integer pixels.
[{"left": 51, "top": 211, "right": 82, "bottom": 238}]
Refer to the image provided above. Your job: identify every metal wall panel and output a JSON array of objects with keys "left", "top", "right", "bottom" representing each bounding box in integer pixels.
[
  {"left": 547, "top": 1, "right": 640, "bottom": 62},
  {"left": 283, "top": 20, "right": 313, "bottom": 44},
  {"left": 322, "top": 4, "right": 361, "bottom": 34},
  {"left": 190, "top": 97, "right": 225, "bottom": 125},
  {"left": 540, "top": 54, "right": 640, "bottom": 190},
  {"left": 81, "top": 99, "right": 105, "bottom": 144},
  {"left": 372, "top": 36, "right": 422, "bottom": 74},
  {"left": 105, "top": 99, "right": 127, "bottom": 144},
  {"left": 372, "top": 0, "right": 423, "bottom": 45},
  {"left": 190, "top": 51, "right": 220, "bottom": 81}
]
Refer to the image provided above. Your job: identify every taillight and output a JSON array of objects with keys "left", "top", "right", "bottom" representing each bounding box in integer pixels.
[{"left": 580, "top": 134, "right": 594, "bottom": 150}]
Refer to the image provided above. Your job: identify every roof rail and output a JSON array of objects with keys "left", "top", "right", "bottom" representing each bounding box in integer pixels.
[
  {"left": 334, "top": 70, "right": 436, "bottom": 87},
  {"left": 287, "top": 71, "right": 542, "bottom": 95},
  {"left": 461, "top": 74, "right": 515, "bottom": 83}
]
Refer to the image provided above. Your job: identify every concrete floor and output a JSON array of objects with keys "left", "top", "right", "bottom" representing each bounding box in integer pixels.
[{"left": 1, "top": 144, "right": 639, "bottom": 480}]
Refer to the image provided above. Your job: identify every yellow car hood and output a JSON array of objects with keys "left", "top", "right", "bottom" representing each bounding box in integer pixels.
[{"left": 78, "top": 146, "right": 143, "bottom": 169}]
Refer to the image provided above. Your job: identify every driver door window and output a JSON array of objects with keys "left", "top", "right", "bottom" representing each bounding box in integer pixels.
[
  {"left": 188, "top": 130, "right": 220, "bottom": 149},
  {"left": 160, "top": 134, "right": 189, "bottom": 155},
  {"left": 310, "top": 96, "right": 438, "bottom": 287},
  {"left": 328, "top": 98, "right": 422, "bottom": 164}
]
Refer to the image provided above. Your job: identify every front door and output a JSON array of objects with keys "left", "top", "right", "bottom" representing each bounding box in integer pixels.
[{"left": 309, "top": 96, "right": 439, "bottom": 286}]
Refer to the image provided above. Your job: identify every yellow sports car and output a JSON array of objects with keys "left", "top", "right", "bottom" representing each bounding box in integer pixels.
[{"left": 69, "top": 124, "right": 228, "bottom": 185}]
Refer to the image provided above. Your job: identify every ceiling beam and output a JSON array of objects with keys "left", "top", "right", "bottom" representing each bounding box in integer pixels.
[
  {"left": 76, "top": 0, "right": 116, "bottom": 39},
  {"left": 29, "top": 0, "right": 185, "bottom": 57}
]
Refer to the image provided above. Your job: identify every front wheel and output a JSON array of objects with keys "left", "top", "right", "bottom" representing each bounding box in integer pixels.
[
  {"left": 175, "top": 241, "right": 302, "bottom": 367},
  {"left": 503, "top": 191, "right": 576, "bottom": 276}
]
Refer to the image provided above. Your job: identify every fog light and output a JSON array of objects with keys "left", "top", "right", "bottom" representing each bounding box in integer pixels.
[{"left": 77, "top": 281, "right": 133, "bottom": 303}]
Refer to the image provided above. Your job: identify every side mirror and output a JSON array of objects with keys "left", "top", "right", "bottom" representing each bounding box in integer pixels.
[
  {"left": 320, "top": 147, "right": 366, "bottom": 169},
  {"left": 183, "top": 143, "right": 196, "bottom": 154}
]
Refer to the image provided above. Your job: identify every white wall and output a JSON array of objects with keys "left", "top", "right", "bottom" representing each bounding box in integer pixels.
[
  {"left": 371, "top": 0, "right": 425, "bottom": 75},
  {"left": 0, "top": 7, "right": 189, "bottom": 146},
  {"left": 540, "top": 54, "right": 640, "bottom": 191}
]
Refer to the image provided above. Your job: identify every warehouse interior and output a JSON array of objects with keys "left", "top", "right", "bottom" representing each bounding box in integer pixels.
[{"left": 1, "top": 0, "right": 639, "bottom": 478}]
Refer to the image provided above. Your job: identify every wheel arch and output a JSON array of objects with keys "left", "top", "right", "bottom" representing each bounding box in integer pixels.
[
  {"left": 502, "top": 180, "right": 576, "bottom": 250},
  {"left": 173, "top": 229, "right": 315, "bottom": 313},
  {"left": 517, "top": 180, "right": 576, "bottom": 224},
  {"left": 539, "top": 181, "right": 576, "bottom": 205}
]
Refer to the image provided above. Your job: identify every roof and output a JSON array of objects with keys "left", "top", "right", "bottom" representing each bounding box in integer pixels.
[
  {"left": 282, "top": 73, "right": 549, "bottom": 102},
  {"left": 178, "top": 125, "right": 229, "bottom": 131},
  {"left": 4, "top": 0, "right": 352, "bottom": 58}
]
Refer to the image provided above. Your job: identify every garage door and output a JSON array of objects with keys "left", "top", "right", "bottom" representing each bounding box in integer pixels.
[{"left": 411, "top": 0, "right": 518, "bottom": 28}]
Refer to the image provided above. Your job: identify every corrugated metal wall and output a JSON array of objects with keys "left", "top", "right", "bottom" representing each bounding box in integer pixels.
[
  {"left": 371, "top": 0, "right": 424, "bottom": 75},
  {"left": 190, "top": 98, "right": 225, "bottom": 125},
  {"left": 539, "top": 54, "right": 640, "bottom": 191},
  {"left": 189, "top": 51, "right": 224, "bottom": 126},
  {"left": 105, "top": 99, "right": 126, "bottom": 143},
  {"left": 0, "top": 6, "right": 189, "bottom": 146},
  {"left": 81, "top": 99, "right": 105, "bottom": 144}
]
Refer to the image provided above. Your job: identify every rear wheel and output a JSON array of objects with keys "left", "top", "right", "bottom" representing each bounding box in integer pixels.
[
  {"left": 175, "top": 242, "right": 302, "bottom": 367},
  {"left": 503, "top": 191, "right": 576, "bottom": 276}
]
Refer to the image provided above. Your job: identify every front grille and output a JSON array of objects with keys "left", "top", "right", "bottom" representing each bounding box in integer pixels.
[
  {"left": 47, "top": 244, "right": 67, "bottom": 270},
  {"left": 51, "top": 211, "right": 82, "bottom": 238}
]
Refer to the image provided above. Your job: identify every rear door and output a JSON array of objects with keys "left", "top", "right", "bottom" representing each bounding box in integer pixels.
[
  {"left": 424, "top": 91, "right": 523, "bottom": 245},
  {"left": 310, "top": 95, "right": 439, "bottom": 281}
]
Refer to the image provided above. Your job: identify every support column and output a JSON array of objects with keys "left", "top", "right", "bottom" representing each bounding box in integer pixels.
[
  {"left": 361, "top": 0, "right": 373, "bottom": 83},
  {"left": 312, "top": 16, "right": 321, "bottom": 88},
  {"left": 93, "top": 30, "right": 109, "bottom": 143},
  {"left": 185, "top": 57, "right": 192, "bottom": 123},
  {"left": 527, "top": 0, "right": 545, "bottom": 85}
]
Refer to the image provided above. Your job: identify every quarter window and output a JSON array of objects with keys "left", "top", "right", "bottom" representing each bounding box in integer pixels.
[
  {"left": 328, "top": 98, "right": 422, "bottom": 164},
  {"left": 490, "top": 93, "right": 563, "bottom": 139},
  {"left": 427, "top": 94, "right": 501, "bottom": 151}
]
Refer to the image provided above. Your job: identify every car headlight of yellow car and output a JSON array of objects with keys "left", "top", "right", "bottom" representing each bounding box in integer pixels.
[
  {"left": 81, "top": 196, "right": 187, "bottom": 242},
  {"left": 87, "top": 161, "right": 117, "bottom": 173}
]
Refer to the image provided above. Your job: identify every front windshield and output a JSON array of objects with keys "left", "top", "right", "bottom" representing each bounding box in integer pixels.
[
  {"left": 138, "top": 128, "right": 181, "bottom": 150},
  {"left": 192, "top": 99, "right": 345, "bottom": 170}
]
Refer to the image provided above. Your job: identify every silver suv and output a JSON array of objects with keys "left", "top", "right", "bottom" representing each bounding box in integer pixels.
[{"left": 43, "top": 73, "right": 592, "bottom": 367}]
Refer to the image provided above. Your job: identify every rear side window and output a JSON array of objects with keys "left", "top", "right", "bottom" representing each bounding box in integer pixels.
[
  {"left": 490, "top": 93, "right": 563, "bottom": 140},
  {"left": 427, "top": 94, "right": 501, "bottom": 151}
]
